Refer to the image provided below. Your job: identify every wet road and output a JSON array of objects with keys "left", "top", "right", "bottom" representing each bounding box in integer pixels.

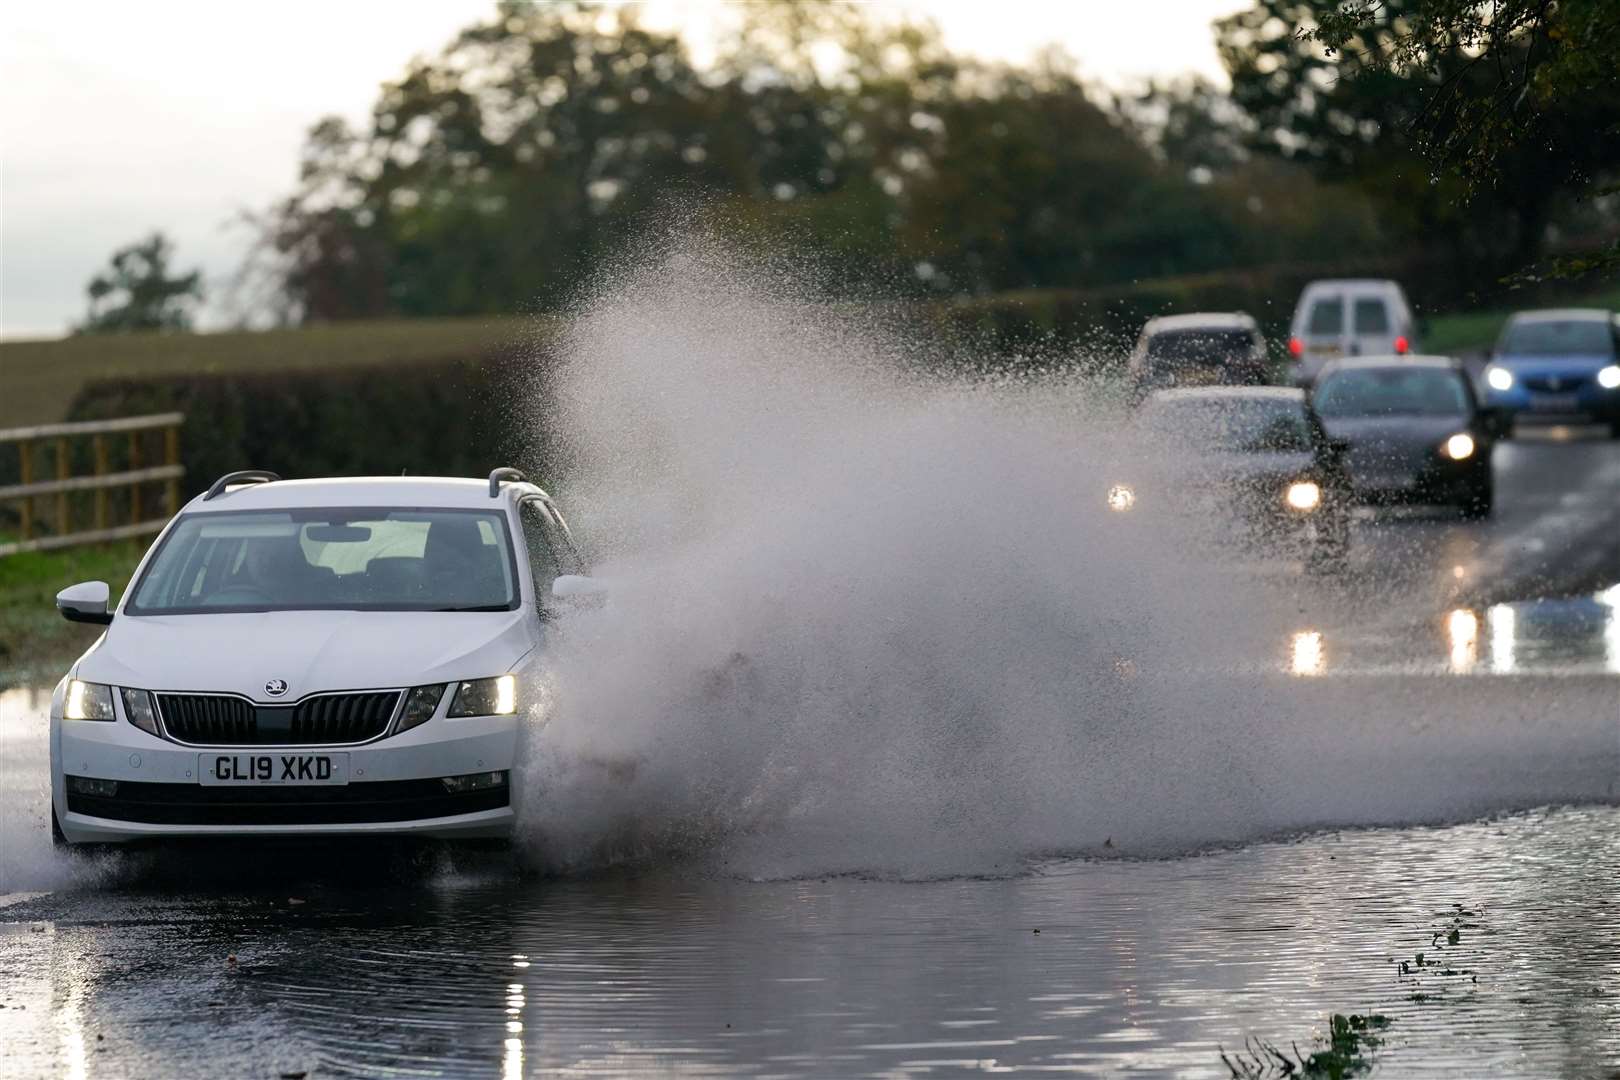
[
  {"left": 1, "top": 431, "right": 1617, "bottom": 1079},
  {"left": 1, "top": 807, "right": 1617, "bottom": 1078}
]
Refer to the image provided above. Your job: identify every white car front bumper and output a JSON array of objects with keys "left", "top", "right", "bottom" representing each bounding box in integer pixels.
[{"left": 51, "top": 709, "right": 520, "bottom": 843}]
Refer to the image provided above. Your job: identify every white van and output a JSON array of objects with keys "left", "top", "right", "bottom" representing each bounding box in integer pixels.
[{"left": 1287, "top": 279, "right": 1419, "bottom": 385}]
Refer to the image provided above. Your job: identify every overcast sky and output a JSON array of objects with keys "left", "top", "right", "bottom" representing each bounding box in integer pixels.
[{"left": 0, "top": 0, "right": 1243, "bottom": 339}]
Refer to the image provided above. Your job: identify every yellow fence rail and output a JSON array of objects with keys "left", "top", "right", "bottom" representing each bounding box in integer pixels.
[{"left": 0, "top": 413, "right": 184, "bottom": 557}]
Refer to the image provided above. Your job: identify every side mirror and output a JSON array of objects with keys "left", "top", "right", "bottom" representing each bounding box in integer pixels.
[
  {"left": 57, "top": 581, "right": 113, "bottom": 625},
  {"left": 545, "top": 574, "right": 608, "bottom": 616},
  {"left": 551, "top": 574, "right": 607, "bottom": 599}
]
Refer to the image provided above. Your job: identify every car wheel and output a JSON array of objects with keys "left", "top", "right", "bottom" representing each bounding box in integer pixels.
[{"left": 51, "top": 798, "right": 67, "bottom": 848}]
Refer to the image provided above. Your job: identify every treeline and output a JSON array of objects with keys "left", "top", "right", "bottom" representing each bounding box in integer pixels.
[{"left": 242, "top": 0, "right": 1616, "bottom": 327}]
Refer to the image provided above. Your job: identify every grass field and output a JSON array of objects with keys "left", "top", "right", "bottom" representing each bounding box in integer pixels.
[
  {"left": 0, "top": 315, "right": 549, "bottom": 429},
  {"left": 1423, "top": 284, "right": 1620, "bottom": 356},
  {"left": 0, "top": 539, "right": 146, "bottom": 683}
]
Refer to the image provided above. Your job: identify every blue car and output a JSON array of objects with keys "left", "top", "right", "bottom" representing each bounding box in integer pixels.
[{"left": 1482, "top": 309, "right": 1620, "bottom": 436}]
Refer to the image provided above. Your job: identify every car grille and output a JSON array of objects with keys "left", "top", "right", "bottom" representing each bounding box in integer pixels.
[
  {"left": 65, "top": 777, "right": 509, "bottom": 826},
  {"left": 1521, "top": 374, "right": 1587, "bottom": 393},
  {"left": 156, "top": 692, "right": 401, "bottom": 746}
]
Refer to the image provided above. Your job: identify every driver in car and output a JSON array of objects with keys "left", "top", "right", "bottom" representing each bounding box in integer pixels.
[{"left": 229, "top": 536, "right": 328, "bottom": 605}]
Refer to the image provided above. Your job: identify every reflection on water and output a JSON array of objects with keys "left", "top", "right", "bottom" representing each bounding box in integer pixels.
[
  {"left": 1279, "top": 586, "right": 1620, "bottom": 677},
  {"left": 1446, "top": 608, "right": 1478, "bottom": 673},
  {"left": 1489, "top": 603, "right": 1517, "bottom": 674},
  {"left": 1289, "top": 631, "right": 1324, "bottom": 676},
  {"left": 0, "top": 807, "right": 1615, "bottom": 1078},
  {"left": 1488, "top": 588, "right": 1620, "bottom": 674}
]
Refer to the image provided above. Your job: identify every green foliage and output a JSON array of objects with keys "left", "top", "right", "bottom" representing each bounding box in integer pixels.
[
  {"left": 0, "top": 315, "right": 541, "bottom": 431},
  {"left": 1226, "top": 0, "right": 1620, "bottom": 282},
  {"left": 63, "top": 358, "right": 537, "bottom": 504},
  {"left": 0, "top": 539, "right": 146, "bottom": 678},
  {"left": 78, "top": 232, "right": 204, "bottom": 334},
  {"left": 1222, "top": 1013, "right": 1390, "bottom": 1079},
  {"left": 256, "top": 1, "right": 1375, "bottom": 321}
]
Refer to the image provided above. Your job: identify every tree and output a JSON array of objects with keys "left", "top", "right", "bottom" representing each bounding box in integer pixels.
[
  {"left": 1221, "top": 0, "right": 1620, "bottom": 283},
  {"left": 79, "top": 232, "right": 204, "bottom": 333},
  {"left": 1307, "top": 0, "right": 1620, "bottom": 281},
  {"left": 265, "top": 1, "right": 732, "bottom": 320}
]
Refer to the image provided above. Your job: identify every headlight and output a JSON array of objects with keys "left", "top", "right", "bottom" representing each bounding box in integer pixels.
[
  {"left": 65, "top": 680, "right": 115, "bottom": 721},
  {"left": 447, "top": 675, "right": 517, "bottom": 718},
  {"left": 1284, "top": 481, "right": 1321, "bottom": 511},
  {"left": 1106, "top": 484, "right": 1136, "bottom": 513},
  {"left": 1598, "top": 365, "right": 1620, "bottom": 390},
  {"left": 1485, "top": 366, "right": 1514, "bottom": 392},
  {"left": 398, "top": 684, "right": 446, "bottom": 732},
  {"left": 1442, "top": 432, "right": 1476, "bottom": 460},
  {"left": 121, "top": 688, "right": 160, "bottom": 736}
]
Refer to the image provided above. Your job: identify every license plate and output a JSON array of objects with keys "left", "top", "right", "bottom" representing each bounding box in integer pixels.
[
  {"left": 1307, "top": 344, "right": 1342, "bottom": 359},
  {"left": 1529, "top": 393, "right": 1578, "bottom": 411},
  {"left": 199, "top": 752, "right": 349, "bottom": 786}
]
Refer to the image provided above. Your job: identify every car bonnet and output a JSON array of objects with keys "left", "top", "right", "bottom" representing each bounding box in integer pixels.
[{"left": 73, "top": 608, "right": 535, "bottom": 697}]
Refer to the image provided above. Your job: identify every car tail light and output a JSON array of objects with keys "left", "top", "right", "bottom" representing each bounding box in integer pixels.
[
  {"left": 1394, "top": 335, "right": 1409, "bottom": 354},
  {"left": 1288, "top": 337, "right": 1304, "bottom": 359}
]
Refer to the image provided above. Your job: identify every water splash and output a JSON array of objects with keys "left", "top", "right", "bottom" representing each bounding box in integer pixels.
[{"left": 509, "top": 231, "right": 1616, "bottom": 879}]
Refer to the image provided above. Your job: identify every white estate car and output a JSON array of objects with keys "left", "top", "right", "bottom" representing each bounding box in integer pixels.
[{"left": 49, "top": 468, "right": 586, "bottom": 846}]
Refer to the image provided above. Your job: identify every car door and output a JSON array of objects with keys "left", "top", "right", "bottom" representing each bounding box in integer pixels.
[{"left": 1349, "top": 293, "right": 1395, "bottom": 357}]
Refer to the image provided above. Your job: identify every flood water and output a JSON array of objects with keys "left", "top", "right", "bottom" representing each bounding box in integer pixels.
[
  {"left": 4, "top": 647, "right": 1618, "bottom": 1079},
  {"left": 1, "top": 803, "right": 1616, "bottom": 1078}
]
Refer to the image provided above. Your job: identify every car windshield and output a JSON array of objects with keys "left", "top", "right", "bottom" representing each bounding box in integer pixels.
[
  {"left": 1313, "top": 368, "right": 1469, "bottom": 418},
  {"left": 1145, "top": 328, "right": 1254, "bottom": 366},
  {"left": 1498, "top": 319, "right": 1614, "bottom": 356},
  {"left": 1141, "top": 397, "right": 1314, "bottom": 453},
  {"left": 1352, "top": 297, "right": 1390, "bottom": 334},
  {"left": 1305, "top": 297, "right": 1343, "bottom": 335},
  {"left": 126, "top": 508, "right": 519, "bottom": 614}
]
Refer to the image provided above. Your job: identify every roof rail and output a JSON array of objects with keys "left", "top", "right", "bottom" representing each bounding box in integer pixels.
[
  {"left": 488, "top": 467, "right": 528, "bottom": 498},
  {"left": 204, "top": 469, "right": 282, "bottom": 500}
]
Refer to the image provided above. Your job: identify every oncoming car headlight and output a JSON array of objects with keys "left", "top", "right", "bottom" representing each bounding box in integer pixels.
[
  {"left": 1598, "top": 365, "right": 1620, "bottom": 390},
  {"left": 65, "top": 680, "right": 115, "bottom": 721},
  {"left": 1485, "top": 366, "right": 1515, "bottom": 392},
  {"left": 448, "top": 675, "right": 517, "bottom": 718},
  {"left": 1106, "top": 484, "right": 1136, "bottom": 513},
  {"left": 1284, "top": 481, "right": 1322, "bottom": 511},
  {"left": 1442, "top": 433, "right": 1476, "bottom": 460}
]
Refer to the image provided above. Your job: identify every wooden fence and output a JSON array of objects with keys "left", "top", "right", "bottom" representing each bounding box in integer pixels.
[{"left": 0, "top": 413, "right": 184, "bottom": 557}]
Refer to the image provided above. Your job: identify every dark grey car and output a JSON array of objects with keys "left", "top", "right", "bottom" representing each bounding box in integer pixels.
[
  {"left": 1114, "top": 387, "right": 1353, "bottom": 570},
  {"left": 1310, "top": 356, "right": 1499, "bottom": 518}
]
